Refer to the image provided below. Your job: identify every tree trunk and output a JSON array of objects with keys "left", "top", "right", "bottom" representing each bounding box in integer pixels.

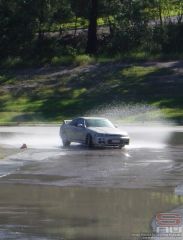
[
  {"left": 86, "top": 0, "right": 98, "bottom": 54},
  {"left": 158, "top": 0, "right": 163, "bottom": 27},
  {"left": 74, "top": 15, "right": 78, "bottom": 37}
]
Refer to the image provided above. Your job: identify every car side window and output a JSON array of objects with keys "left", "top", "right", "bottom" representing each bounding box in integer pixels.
[
  {"left": 76, "top": 118, "right": 84, "bottom": 126},
  {"left": 70, "top": 119, "right": 78, "bottom": 126},
  {"left": 70, "top": 118, "right": 85, "bottom": 127}
]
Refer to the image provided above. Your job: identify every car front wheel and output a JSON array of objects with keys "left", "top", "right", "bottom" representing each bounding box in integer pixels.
[
  {"left": 85, "top": 134, "right": 93, "bottom": 148},
  {"left": 118, "top": 144, "right": 125, "bottom": 149},
  {"left": 62, "top": 139, "right": 70, "bottom": 147}
]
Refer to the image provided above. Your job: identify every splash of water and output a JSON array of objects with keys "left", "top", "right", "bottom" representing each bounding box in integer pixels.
[
  {"left": 86, "top": 103, "right": 170, "bottom": 124},
  {"left": 0, "top": 104, "right": 174, "bottom": 149},
  {"left": 0, "top": 126, "right": 60, "bottom": 149},
  {"left": 86, "top": 103, "right": 173, "bottom": 148}
]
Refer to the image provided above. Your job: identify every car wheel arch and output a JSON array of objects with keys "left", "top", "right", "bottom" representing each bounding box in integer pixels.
[{"left": 85, "top": 134, "right": 93, "bottom": 148}]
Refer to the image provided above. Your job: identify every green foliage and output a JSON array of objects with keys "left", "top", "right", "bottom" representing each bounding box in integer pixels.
[
  {"left": 0, "top": 0, "right": 36, "bottom": 57},
  {"left": 102, "top": 0, "right": 150, "bottom": 53},
  {"left": 1, "top": 0, "right": 183, "bottom": 60}
]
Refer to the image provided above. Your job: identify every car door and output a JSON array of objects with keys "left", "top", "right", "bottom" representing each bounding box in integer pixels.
[
  {"left": 67, "top": 119, "right": 78, "bottom": 141},
  {"left": 67, "top": 118, "right": 81, "bottom": 142},
  {"left": 76, "top": 118, "right": 86, "bottom": 143},
  {"left": 71, "top": 118, "right": 85, "bottom": 143},
  {"left": 68, "top": 118, "right": 86, "bottom": 143}
]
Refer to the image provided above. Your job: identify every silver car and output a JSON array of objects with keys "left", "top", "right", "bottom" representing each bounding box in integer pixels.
[{"left": 60, "top": 117, "right": 130, "bottom": 148}]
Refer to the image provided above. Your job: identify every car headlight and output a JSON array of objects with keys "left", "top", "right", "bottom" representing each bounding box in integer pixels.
[
  {"left": 120, "top": 134, "right": 129, "bottom": 138},
  {"left": 95, "top": 134, "right": 105, "bottom": 138},
  {"left": 95, "top": 134, "right": 105, "bottom": 144}
]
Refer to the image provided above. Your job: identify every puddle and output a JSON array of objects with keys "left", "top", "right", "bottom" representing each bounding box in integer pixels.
[{"left": 0, "top": 185, "right": 182, "bottom": 240}]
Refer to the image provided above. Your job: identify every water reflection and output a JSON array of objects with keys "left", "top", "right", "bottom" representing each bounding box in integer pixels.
[{"left": 0, "top": 185, "right": 183, "bottom": 240}]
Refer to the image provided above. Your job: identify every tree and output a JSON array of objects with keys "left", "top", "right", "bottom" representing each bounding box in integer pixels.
[
  {"left": 70, "top": 0, "right": 88, "bottom": 36},
  {"left": 86, "top": 0, "right": 98, "bottom": 54},
  {"left": 0, "top": 0, "right": 36, "bottom": 57},
  {"left": 173, "top": 0, "right": 183, "bottom": 23},
  {"left": 107, "top": 0, "right": 149, "bottom": 52}
]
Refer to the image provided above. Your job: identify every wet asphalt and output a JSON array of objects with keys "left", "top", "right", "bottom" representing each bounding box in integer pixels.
[{"left": 0, "top": 125, "right": 183, "bottom": 239}]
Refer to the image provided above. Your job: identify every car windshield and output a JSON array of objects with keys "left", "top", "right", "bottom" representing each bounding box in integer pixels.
[{"left": 85, "top": 119, "right": 114, "bottom": 128}]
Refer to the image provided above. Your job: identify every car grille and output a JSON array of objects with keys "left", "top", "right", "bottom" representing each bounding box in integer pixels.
[
  {"left": 96, "top": 134, "right": 129, "bottom": 146},
  {"left": 105, "top": 134, "right": 122, "bottom": 138},
  {"left": 108, "top": 139, "right": 120, "bottom": 144}
]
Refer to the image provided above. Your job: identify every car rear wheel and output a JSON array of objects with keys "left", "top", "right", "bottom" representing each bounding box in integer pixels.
[
  {"left": 62, "top": 139, "right": 70, "bottom": 147},
  {"left": 86, "top": 134, "right": 93, "bottom": 148}
]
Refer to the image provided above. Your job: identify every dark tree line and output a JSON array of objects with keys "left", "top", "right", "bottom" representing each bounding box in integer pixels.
[{"left": 0, "top": 0, "right": 183, "bottom": 63}]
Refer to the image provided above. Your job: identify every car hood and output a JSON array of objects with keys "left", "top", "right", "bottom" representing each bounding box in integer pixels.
[{"left": 88, "top": 127, "right": 128, "bottom": 136}]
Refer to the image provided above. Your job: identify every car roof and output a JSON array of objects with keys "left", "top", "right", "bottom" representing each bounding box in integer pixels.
[{"left": 79, "top": 117, "right": 108, "bottom": 120}]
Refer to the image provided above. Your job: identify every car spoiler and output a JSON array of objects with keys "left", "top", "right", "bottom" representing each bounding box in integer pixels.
[{"left": 63, "top": 120, "right": 72, "bottom": 124}]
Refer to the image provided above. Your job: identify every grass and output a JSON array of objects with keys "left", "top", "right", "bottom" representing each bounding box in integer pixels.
[
  {"left": 0, "top": 57, "right": 183, "bottom": 125},
  {"left": 1, "top": 54, "right": 96, "bottom": 69},
  {"left": 41, "top": 16, "right": 111, "bottom": 32},
  {"left": 51, "top": 54, "right": 95, "bottom": 66}
]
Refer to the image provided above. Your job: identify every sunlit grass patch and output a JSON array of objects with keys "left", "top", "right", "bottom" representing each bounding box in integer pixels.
[
  {"left": 152, "top": 99, "right": 183, "bottom": 122},
  {"left": 3, "top": 98, "right": 43, "bottom": 112},
  {"left": 121, "top": 109, "right": 165, "bottom": 123},
  {"left": 4, "top": 98, "right": 29, "bottom": 112},
  {"left": 51, "top": 54, "right": 95, "bottom": 66},
  {"left": 61, "top": 17, "right": 88, "bottom": 30},
  {"left": 162, "top": 108, "right": 183, "bottom": 119},
  {"left": 0, "top": 112, "right": 23, "bottom": 124},
  {"left": 49, "top": 16, "right": 108, "bottom": 32},
  {"left": 74, "top": 55, "right": 95, "bottom": 66},
  {"left": 72, "top": 88, "right": 87, "bottom": 98},
  {"left": 122, "top": 66, "right": 158, "bottom": 78}
]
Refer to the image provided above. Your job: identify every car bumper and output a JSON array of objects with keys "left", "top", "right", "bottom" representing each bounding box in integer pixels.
[{"left": 94, "top": 137, "right": 130, "bottom": 147}]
